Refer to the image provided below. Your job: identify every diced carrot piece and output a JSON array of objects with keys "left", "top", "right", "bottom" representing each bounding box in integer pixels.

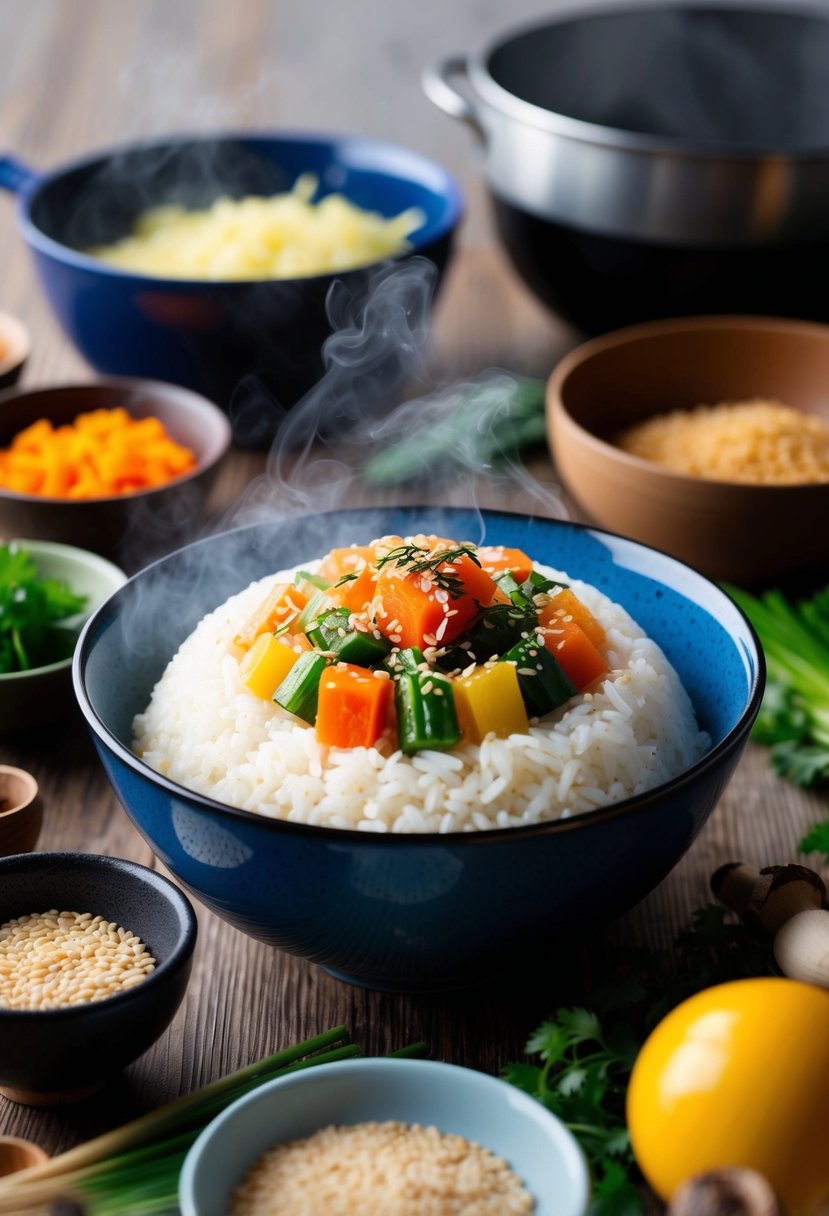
[
  {"left": 239, "top": 633, "right": 300, "bottom": 699},
  {"left": 538, "top": 588, "right": 606, "bottom": 649},
  {"left": 338, "top": 564, "right": 379, "bottom": 614},
  {"left": 315, "top": 663, "right": 393, "bottom": 749},
  {"left": 540, "top": 618, "right": 608, "bottom": 689},
  {"left": 315, "top": 545, "right": 379, "bottom": 583},
  {"left": 476, "top": 546, "right": 533, "bottom": 583},
  {"left": 234, "top": 582, "right": 309, "bottom": 650},
  {"left": 375, "top": 553, "right": 502, "bottom": 650}
]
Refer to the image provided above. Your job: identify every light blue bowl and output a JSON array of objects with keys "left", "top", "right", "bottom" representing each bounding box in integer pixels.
[{"left": 179, "top": 1057, "right": 590, "bottom": 1216}]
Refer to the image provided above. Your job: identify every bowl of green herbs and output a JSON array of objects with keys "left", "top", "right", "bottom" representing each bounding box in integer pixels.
[{"left": 0, "top": 538, "right": 126, "bottom": 732}]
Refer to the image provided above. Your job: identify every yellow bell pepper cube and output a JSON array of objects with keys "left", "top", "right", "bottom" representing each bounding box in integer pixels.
[
  {"left": 239, "top": 633, "right": 300, "bottom": 700},
  {"left": 453, "top": 662, "right": 529, "bottom": 743}
]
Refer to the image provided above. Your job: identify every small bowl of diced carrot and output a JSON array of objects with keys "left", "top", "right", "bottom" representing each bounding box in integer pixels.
[{"left": 0, "top": 378, "right": 231, "bottom": 565}]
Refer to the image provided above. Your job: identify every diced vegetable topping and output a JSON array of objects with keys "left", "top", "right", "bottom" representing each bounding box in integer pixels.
[
  {"left": 315, "top": 663, "right": 393, "bottom": 749},
  {"left": 240, "top": 633, "right": 300, "bottom": 699},
  {"left": 233, "top": 535, "right": 611, "bottom": 754},
  {"left": 394, "top": 648, "right": 462, "bottom": 754},
  {"left": 235, "top": 582, "right": 309, "bottom": 650},
  {"left": 540, "top": 617, "right": 609, "bottom": 689},
  {"left": 476, "top": 546, "right": 533, "bottom": 583},
  {"left": 453, "top": 662, "right": 530, "bottom": 743},
  {"left": 539, "top": 587, "right": 606, "bottom": 649},
  {"left": 500, "top": 636, "right": 577, "bottom": 717},
  {"left": 274, "top": 651, "right": 330, "bottom": 723}
]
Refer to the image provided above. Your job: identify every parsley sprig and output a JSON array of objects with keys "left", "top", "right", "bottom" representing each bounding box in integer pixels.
[
  {"left": 504, "top": 905, "right": 777, "bottom": 1216},
  {"left": 375, "top": 543, "right": 481, "bottom": 600},
  {"left": 0, "top": 543, "right": 88, "bottom": 673}
]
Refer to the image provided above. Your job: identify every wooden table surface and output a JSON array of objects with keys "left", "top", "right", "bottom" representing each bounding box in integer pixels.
[{"left": 1, "top": 0, "right": 828, "bottom": 1204}]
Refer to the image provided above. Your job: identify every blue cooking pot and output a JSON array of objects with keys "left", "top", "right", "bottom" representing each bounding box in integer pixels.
[{"left": 0, "top": 132, "right": 464, "bottom": 443}]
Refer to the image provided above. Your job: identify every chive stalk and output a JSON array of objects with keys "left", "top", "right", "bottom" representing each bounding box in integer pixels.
[{"left": 0, "top": 1028, "right": 356, "bottom": 1213}]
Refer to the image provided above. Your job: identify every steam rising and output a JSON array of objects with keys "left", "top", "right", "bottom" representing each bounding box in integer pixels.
[
  {"left": 225, "top": 256, "right": 566, "bottom": 532},
  {"left": 116, "top": 256, "right": 566, "bottom": 660}
]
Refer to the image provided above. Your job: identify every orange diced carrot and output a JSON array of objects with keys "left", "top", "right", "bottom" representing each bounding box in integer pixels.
[
  {"left": 541, "top": 618, "right": 608, "bottom": 690},
  {"left": 316, "top": 545, "right": 379, "bottom": 583},
  {"left": 538, "top": 588, "right": 606, "bottom": 649},
  {"left": 336, "top": 564, "right": 380, "bottom": 614},
  {"left": 234, "top": 582, "right": 309, "bottom": 650},
  {"left": 315, "top": 663, "right": 393, "bottom": 749},
  {"left": 476, "top": 546, "right": 533, "bottom": 583},
  {"left": 375, "top": 552, "right": 502, "bottom": 650}
]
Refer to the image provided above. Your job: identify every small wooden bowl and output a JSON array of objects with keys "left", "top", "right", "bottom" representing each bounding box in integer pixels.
[
  {"left": 547, "top": 316, "right": 829, "bottom": 585},
  {"left": 0, "top": 314, "right": 30, "bottom": 392},
  {"left": 0, "top": 1134, "right": 49, "bottom": 1177},
  {"left": 0, "top": 766, "right": 42, "bottom": 857}
]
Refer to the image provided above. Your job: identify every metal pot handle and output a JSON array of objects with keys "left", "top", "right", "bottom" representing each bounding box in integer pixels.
[
  {"left": 0, "top": 156, "right": 38, "bottom": 195},
  {"left": 422, "top": 55, "right": 485, "bottom": 141}
]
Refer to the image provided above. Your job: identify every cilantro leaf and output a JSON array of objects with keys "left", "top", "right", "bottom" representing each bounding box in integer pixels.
[
  {"left": 800, "top": 819, "right": 829, "bottom": 861},
  {"left": 503, "top": 902, "right": 777, "bottom": 1216}
]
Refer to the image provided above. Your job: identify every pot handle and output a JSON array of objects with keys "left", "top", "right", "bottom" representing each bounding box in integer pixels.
[
  {"left": 0, "top": 155, "right": 38, "bottom": 196},
  {"left": 422, "top": 55, "right": 485, "bottom": 141}
]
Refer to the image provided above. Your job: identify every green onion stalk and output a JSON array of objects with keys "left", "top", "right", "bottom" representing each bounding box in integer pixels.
[{"left": 0, "top": 1026, "right": 409, "bottom": 1215}]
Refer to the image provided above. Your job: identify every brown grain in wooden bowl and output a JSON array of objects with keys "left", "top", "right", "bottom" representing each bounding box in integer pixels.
[{"left": 546, "top": 316, "right": 829, "bottom": 585}]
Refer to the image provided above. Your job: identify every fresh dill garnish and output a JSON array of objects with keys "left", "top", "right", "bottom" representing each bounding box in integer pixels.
[
  {"left": 334, "top": 571, "right": 360, "bottom": 587},
  {"left": 375, "top": 543, "right": 481, "bottom": 600}
]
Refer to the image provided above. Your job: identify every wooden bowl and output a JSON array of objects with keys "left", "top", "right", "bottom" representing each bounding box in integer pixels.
[
  {"left": 547, "top": 316, "right": 829, "bottom": 584},
  {"left": 0, "top": 767, "right": 42, "bottom": 857},
  {"left": 0, "top": 1134, "right": 49, "bottom": 1176},
  {"left": 0, "top": 377, "right": 231, "bottom": 563},
  {"left": 0, "top": 314, "right": 30, "bottom": 392}
]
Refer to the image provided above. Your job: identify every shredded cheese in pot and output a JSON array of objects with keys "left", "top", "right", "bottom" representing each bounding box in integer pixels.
[{"left": 89, "top": 174, "right": 424, "bottom": 280}]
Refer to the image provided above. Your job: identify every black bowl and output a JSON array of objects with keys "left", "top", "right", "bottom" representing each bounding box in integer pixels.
[
  {"left": 0, "top": 852, "right": 197, "bottom": 1105},
  {"left": 425, "top": 4, "right": 829, "bottom": 332}
]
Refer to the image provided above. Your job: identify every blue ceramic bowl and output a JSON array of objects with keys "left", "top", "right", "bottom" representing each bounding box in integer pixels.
[
  {"left": 73, "top": 507, "right": 764, "bottom": 991},
  {"left": 0, "top": 133, "right": 463, "bottom": 444},
  {"left": 179, "top": 1057, "right": 590, "bottom": 1216}
]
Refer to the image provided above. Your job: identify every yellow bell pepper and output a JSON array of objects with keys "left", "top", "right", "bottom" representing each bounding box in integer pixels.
[
  {"left": 239, "top": 633, "right": 300, "bottom": 700},
  {"left": 627, "top": 977, "right": 829, "bottom": 1215},
  {"left": 453, "top": 662, "right": 529, "bottom": 743}
]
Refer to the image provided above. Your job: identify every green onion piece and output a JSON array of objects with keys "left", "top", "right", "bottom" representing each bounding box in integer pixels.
[
  {"left": 294, "top": 589, "right": 327, "bottom": 634},
  {"left": 500, "top": 636, "right": 576, "bottom": 717},
  {"left": 459, "top": 603, "right": 534, "bottom": 664},
  {"left": 305, "top": 607, "right": 351, "bottom": 650},
  {"left": 395, "top": 647, "right": 461, "bottom": 754},
  {"left": 306, "top": 608, "right": 391, "bottom": 667},
  {"left": 296, "top": 569, "right": 332, "bottom": 591},
  {"left": 274, "top": 651, "right": 329, "bottom": 723}
]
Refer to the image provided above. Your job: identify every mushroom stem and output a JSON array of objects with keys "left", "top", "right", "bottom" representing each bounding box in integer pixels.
[
  {"left": 711, "top": 861, "right": 829, "bottom": 991},
  {"left": 668, "top": 1169, "right": 782, "bottom": 1216}
]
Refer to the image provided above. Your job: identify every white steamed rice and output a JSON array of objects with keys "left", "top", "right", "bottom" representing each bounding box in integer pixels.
[{"left": 132, "top": 561, "right": 709, "bottom": 833}]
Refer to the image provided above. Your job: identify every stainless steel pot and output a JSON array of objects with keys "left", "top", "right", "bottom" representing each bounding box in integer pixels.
[{"left": 424, "top": 4, "right": 829, "bottom": 331}]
